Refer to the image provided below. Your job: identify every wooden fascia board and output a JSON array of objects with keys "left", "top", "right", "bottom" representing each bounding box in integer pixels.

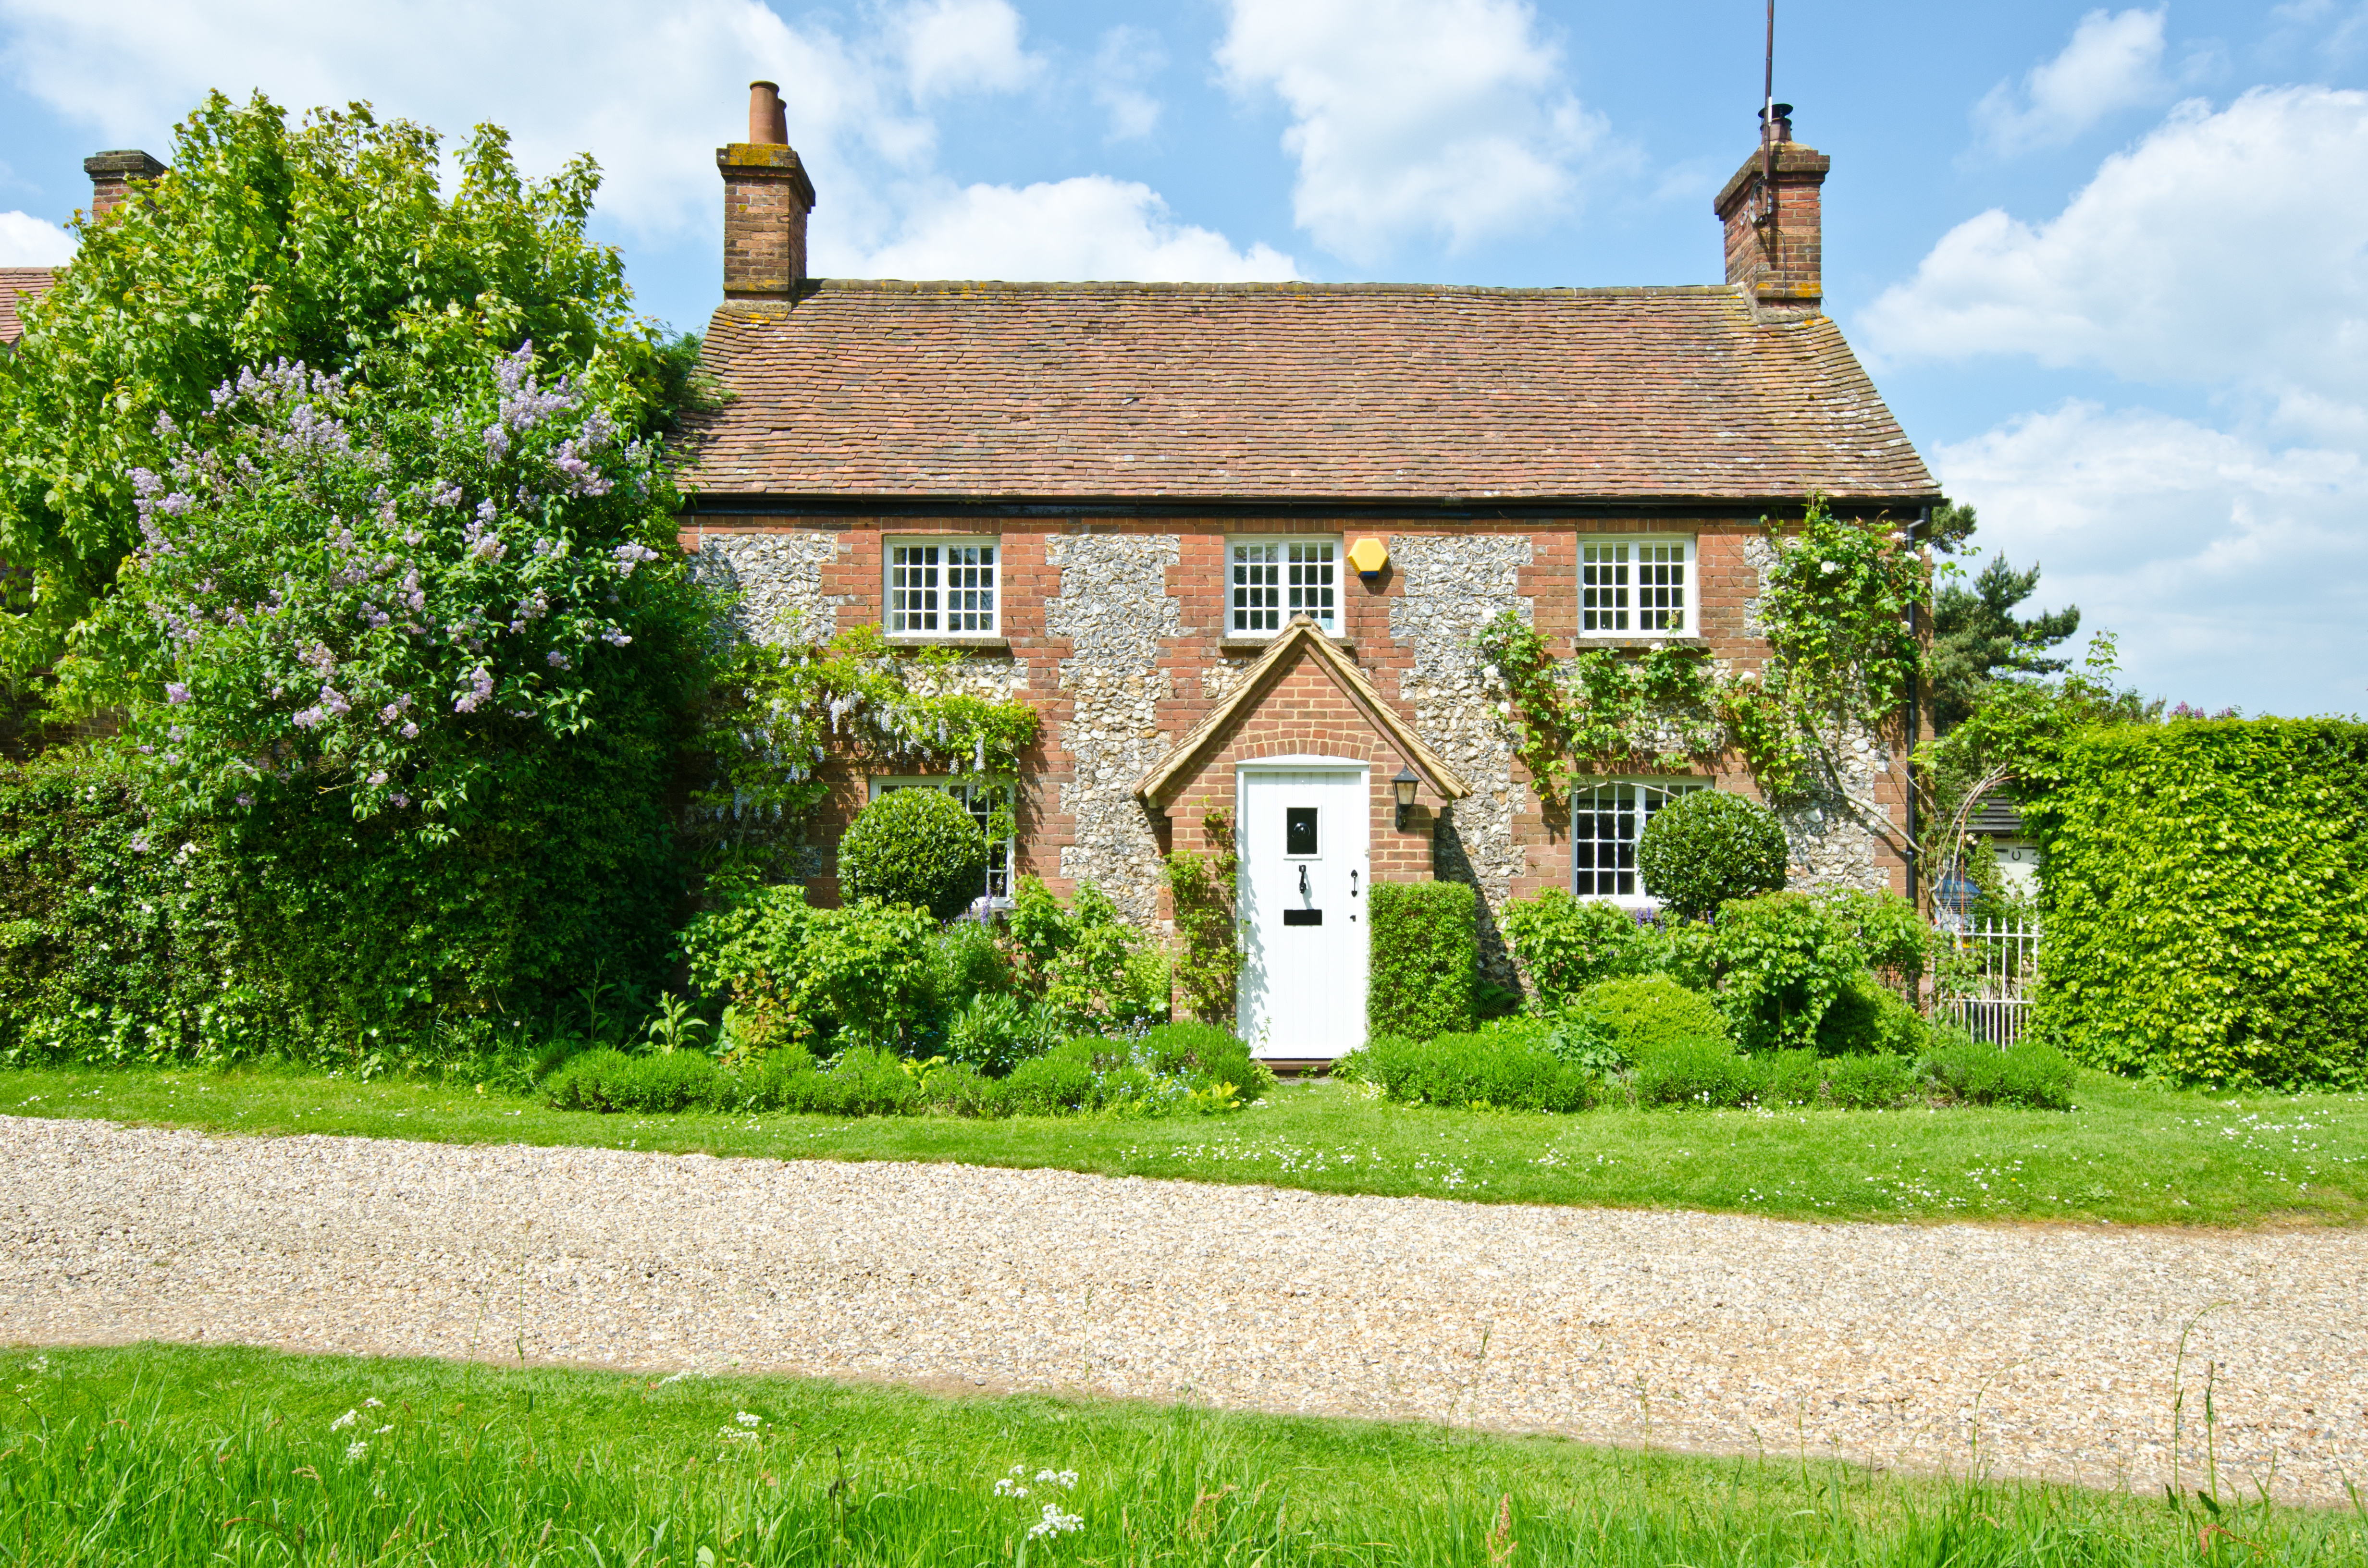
[{"left": 1134, "top": 618, "right": 1472, "bottom": 809}]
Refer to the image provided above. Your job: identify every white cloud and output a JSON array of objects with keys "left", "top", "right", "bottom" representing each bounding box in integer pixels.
[
  {"left": 0, "top": 0, "right": 936, "bottom": 240},
  {"left": 1092, "top": 25, "right": 1165, "bottom": 143},
  {"left": 0, "top": 209, "right": 74, "bottom": 264},
  {"left": 850, "top": 176, "right": 1297, "bottom": 282},
  {"left": 1863, "top": 87, "right": 2368, "bottom": 414},
  {"left": 1934, "top": 403, "right": 2368, "bottom": 715},
  {"left": 892, "top": 0, "right": 1041, "bottom": 102},
  {"left": 0, "top": 0, "right": 1282, "bottom": 290},
  {"left": 1971, "top": 7, "right": 2168, "bottom": 157},
  {"left": 1214, "top": 0, "right": 1617, "bottom": 264}
]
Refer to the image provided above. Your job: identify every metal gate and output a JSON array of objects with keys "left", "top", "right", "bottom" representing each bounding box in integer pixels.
[{"left": 1937, "top": 918, "right": 2041, "bottom": 1045}]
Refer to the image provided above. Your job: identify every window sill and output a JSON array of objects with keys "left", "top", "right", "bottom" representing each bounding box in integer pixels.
[
  {"left": 886, "top": 635, "right": 1011, "bottom": 653},
  {"left": 1220, "top": 635, "right": 1353, "bottom": 656},
  {"left": 1574, "top": 636, "right": 1710, "bottom": 652}
]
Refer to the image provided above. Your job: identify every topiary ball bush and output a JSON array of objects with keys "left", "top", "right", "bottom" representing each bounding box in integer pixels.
[
  {"left": 837, "top": 788, "right": 990, "bottom": 920},
  {"left": 1636, "top": 789, "right": 1788, "bottom": 921},
  {"left": 1573, "top": 974, "right": 1731, "bottom": 1063}
]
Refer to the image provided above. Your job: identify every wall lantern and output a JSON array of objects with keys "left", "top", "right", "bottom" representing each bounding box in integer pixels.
[
  {"left": 1348, "top": 537, "right": 1390, "bottom": 581},
  {"left": 1394, "top": 765, "right": 1420, "bottom": 830}
]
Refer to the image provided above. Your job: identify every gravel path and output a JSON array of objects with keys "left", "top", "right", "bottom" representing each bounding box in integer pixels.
[{"left": 4, "top": 1115, "right": 2364, "bottom": 1504}]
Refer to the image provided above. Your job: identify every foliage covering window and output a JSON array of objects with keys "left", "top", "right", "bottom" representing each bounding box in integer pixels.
[
  {"left": 1498, "top": 889, "right": 1660, "bottom": 1006},
  {"left": 837, "top": 788, "right": 991, "bottom": 919},
  {"left": 1634, "top": 790, "right": 1788, "bottom": 921},
  {"left": 1368, "top": 881, "right": 1478, "bottom": 1041},
  {"left": 2033, "top": 719, "right": 2368, "bottom": 1088}
]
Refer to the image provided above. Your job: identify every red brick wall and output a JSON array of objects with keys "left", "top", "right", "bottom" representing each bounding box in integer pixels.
[{"left": 680, "top": 514, "right": 1914, "bottom": 917}]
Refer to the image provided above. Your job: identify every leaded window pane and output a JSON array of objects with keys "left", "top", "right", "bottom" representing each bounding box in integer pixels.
[
  {"left": 1572, "top": 780, "right": 1706, "bottom": 900},
  {"left": 1582, "top": 543, "right": 1630, "bottom": 632}
]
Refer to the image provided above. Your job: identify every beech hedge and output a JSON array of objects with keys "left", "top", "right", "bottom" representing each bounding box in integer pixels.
[
  {"left": 1368, "top": 880, "right": 1478, "bottom": 1041},
  {"left": 2032, "top": 718, "right": 2368, "bottom": 1088}
]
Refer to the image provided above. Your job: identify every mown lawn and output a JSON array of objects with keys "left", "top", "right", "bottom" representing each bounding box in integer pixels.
[
  {"left": 1, "top": 1343, "right": 2356, "bottom": 1567},
  {"left": 6, "top": 1062, "right": 2365, "bottom": 1225}
]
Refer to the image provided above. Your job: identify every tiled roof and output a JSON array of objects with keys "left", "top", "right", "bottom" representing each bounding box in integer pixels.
[
  {"left": 679, "top": 280, "right": 1939, "bottom": 506},
  {"left": 0, "top": 268, "right": 55, "bottom": 348}
]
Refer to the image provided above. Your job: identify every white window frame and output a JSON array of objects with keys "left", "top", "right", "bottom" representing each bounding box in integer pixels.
[
  {"left": 885, "top": 536, "right": 999, "bottom": 637},
  {"left": 1226, "top": 535, "right": 1341, "bottom": 637},
  {"left": 867, "top": 776, "right": 1015, "bottom": 906},
  {"left": 1578, "top": 535, "right": 1695, "bottom": 637},
  {"left": 1571, "top": 777, "right": 1708, "bottom": 906}
]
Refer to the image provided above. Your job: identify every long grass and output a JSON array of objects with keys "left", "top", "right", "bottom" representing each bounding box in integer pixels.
[
  {"left": 6, "top": 1062, "right": 2366, "bottom": 1225},
  {"left": 2, "top": 1344, "right": 2360, "bottom": 1566}
]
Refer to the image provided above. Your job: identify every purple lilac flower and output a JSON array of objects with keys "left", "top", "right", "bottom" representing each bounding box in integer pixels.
[
  {"left": 454, "top": 666, "right": 494, "bottom": 714},
  {"left": 546, "top": 650, "right": 569, "bottom": 670},
  {"left": 164, "top": 682, "right": 190, "bottom": 705},
  {"left": 400, "top": 721, "right": 419, "bottom": 739},
  {"left": 293, "top": 707, "right": 327, "bottom": 729},
  {"left": 129, "top": 833, "right": 150, "bottom": 853},
  {"left": 600, "top": 628, "right": 633, "bottom": 647},
  {"left": 611, "top": 542, "right": 660, "bottom": 576},
  {"left": 366, "top": 771, "right": 388, "bottom": 787},
  {"left": 236, "top": 793, "right": 254, "bottom": 808}
]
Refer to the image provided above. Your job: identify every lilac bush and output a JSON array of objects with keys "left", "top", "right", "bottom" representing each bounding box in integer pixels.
[{"left": 68, "top": 344, "right": 689, "bottom": 831}]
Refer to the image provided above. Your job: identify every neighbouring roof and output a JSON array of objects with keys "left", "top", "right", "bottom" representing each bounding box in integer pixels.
[
  {"left": 1135, "top": 616, "right": 1472, "bottom": 809},
  {"left": 679, "top": 280, "right": 1940, "bottom": 508},
  {"left": 1967, "top": 793, "right": 2025, "bottom": 837},
  {"left": 0, "top": 268, "right": 55, "bottom": 348}
]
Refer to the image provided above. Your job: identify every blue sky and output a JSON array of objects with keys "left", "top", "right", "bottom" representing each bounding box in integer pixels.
[{"left": 3, "top": 0, "right": 2364, "bottom": 715}]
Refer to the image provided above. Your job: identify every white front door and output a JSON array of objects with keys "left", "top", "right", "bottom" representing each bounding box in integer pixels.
[{"left": 1236, "top": 764, "right": 1369, "bottom": 1059}]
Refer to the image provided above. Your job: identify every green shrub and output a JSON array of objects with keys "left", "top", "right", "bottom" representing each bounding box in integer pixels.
[
  {"left": 837, "top": 790, "right": 990, "bottom": 920},
  {"left": 942, "top": 992, "right": 1062, "bottom": 1076},
  {"left": 1630, "top": 1039, "right": 1756, "bottom": 1107},
  {"left": 1357, "top": 1030, "right": 1593, "bottom": 1112},
  {"left": 682, "top": 886, "right": 940, "bottom": 1054},
  {"left": 1572, "top": 975, "right": 1730, "bottom": 1062},
  {"left": 2034, "top": 719, "right": 2368, "bottom": 1087},
  {"left": 1636, "top": 790, "right": 1788, "bottom": 921},
  {"left": 1825, "top": 1053, "right": 1912, "bottom": 1110},
  {"left": 1368, "top": 881, "right": 1478, "bottom": 1041},
  {"left": 542, "top": 1049, "right": 723, "bottom": 1114},
  {"left": 1922, "top": 1038, "right": 2077, "bottom": 1110},
  {"left": 1134, "top": 1021, "right": 1273, "bottom": 1102},
  {"left": 1499, "top": 888, "right": 1661, "bottom": 1005},
  {"left": 1009, "top": 878, "right": 1168, "bottom": 1030},
  {"left": 1814, "top": 974, "right": 1929, "bottom": 1057},
  {"left": 1759, "top": 1048, "right": 1825, "bottom": 1106},
  {"left": 1703, "top": 893, "right": 1862, "bottom": 1053},
  {"left": 935, "top": 919, "right": 1013, "bottom": 1004},
  {"left": 1819, "top": 889, "right": 1929, "bottom": 990}
]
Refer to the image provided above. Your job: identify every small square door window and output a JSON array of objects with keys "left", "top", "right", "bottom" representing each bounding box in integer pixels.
[{"left": 1285, "top": 807, "right": 1319, "bottom": 857}]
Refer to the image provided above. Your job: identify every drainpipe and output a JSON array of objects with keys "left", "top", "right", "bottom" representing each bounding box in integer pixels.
[{"left": 1905, "top": 504, "right": 1930, "bottom": 915}]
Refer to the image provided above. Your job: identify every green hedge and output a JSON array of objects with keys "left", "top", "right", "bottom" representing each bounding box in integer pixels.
[
  {"left": 1368, "top": 881, "right": 1477, "bottom": 1041},
  {"left": 2033, "top": 719, "right": 2368, "bottom": 1087}
]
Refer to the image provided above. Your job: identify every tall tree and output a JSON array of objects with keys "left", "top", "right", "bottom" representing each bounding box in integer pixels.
[
  {"left": 1927, "top": 547, "right": 2082, "bottom": 732},
  {"left": 0, "top": 91, "right": 692, "bottom": 683}
]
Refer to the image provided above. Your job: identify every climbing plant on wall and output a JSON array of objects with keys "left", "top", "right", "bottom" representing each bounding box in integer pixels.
[
  {"left": 1162, "top": 808, "right": 1240, "bottom": 1024},
  {"left": 701, "top": 620, "right": 1038, "bottom": 882},
  {"left": 1476, "top": 498, "right": 1927, "bottom": 808}
]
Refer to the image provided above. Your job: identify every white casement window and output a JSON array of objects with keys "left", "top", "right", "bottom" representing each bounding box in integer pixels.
[
  {"left": 1579, "top": 537, "right": 1693, "bottom": 636},
  {"left": 1572, "top": 779, "right": 1707, "bottom": 905},
  {"left": 1228, "top": 537, "right": 1339, "bottom": 636},
  {"left": 868, "top": 777, "right": 1014, "bottom": 904},
  {"left": 887, "top": 538, "right": 998, "bottom": 636}
]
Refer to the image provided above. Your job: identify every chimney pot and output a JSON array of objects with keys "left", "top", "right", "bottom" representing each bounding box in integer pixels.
[
  {"left": 748, "top": 81, "right": 787, "bottom": 146},
  {"left": 84, "top": 149, "right": 168, "bottom": 217},
  {"left": 1714, "top": 110, "right": 1827, "bottom": 319},
  {"left": 720, "top": 83, "right": 815, "bottom": 300}
]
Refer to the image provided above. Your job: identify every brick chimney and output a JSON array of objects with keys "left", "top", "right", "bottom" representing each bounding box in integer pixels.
[
  {"left": 718, "top": 81, "right": 816, "bottom": 300},
  {"left": 1712, "top": 105, "right": 1829, "bottom": 318},
  {"left": 85, "top": 150, "right": 167, "bottom": 217}
]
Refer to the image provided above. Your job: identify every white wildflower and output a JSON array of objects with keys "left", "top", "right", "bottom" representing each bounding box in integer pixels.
[
  {"left": 1029, "top": 1503, "right": 1083, "bottom": 1539},
  {"left": 1036, "top": 1469, "right": 1078, "bottom": 1488},
  {"left": 329, "top": 1408, "right": 359, "bottom": 1431},
  {"left": 361, "top": 1397, "right": 383, "bottom": 1408},
  {"left": 345, "top": 1439, "right": 368, "bottom": 1461},
  {"left": 734, "top": 1411, "right": 762, "bottom": 1428},
  {"left": 996, "top": 1477, "right": 1029, "bottom": 1497}
]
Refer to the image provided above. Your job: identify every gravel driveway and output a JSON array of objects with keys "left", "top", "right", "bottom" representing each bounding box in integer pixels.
[{"left": 3, "top": 1115, "right": 2363, "bottom": 1504}]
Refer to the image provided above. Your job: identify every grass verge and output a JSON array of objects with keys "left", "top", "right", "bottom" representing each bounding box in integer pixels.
[
  {"left": 3, "top": 1343, "right": 2358, "bottom": 1566},
  {"left": 7, "top": 1063, "right": 2366, "bottom": 1225}
]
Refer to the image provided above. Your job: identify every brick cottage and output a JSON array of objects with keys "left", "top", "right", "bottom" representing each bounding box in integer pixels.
[{"left": 678, "top": 83, "right": 1942, "bottom": 1059}]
